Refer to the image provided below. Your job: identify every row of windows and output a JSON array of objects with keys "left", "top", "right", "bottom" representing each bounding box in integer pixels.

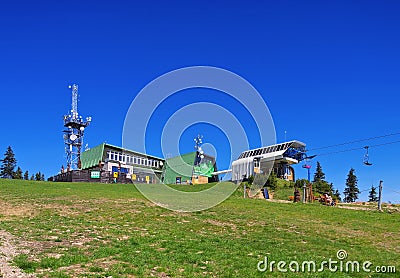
[
  {"left": 106, "top": 151, "right": 160, "bottom": 167},
  {"left": 238, "top": 143, "right": 293, "bottom": 159}
]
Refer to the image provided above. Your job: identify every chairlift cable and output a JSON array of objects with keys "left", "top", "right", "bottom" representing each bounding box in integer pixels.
[
  {"left": 387, "top": 189, "right": 400, "bottom": 195},
  {"left": 308, "top": 132, "right": 400, "bottom": 151},
  {"left": 315, "top": 140, "right": 400, "bottom": 157}
]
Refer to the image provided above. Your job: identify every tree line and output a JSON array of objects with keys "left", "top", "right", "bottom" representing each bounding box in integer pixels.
[
  {"left": 308, "top": 161, "right": 378, "bottom": 203},
  {"left": 0, "top": 146, "right": 45, "bottom": 181},
  {"left": 265, "top": 160, "right": 378, "bottom": 203}
]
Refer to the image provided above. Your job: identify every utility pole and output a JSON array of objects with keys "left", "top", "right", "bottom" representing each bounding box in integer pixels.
[
  {"left": 302, "top": 181, "right": 306, "bottom": 203},
  {"left": 378, "top": 180, "right": 383, "bottom": 211}
]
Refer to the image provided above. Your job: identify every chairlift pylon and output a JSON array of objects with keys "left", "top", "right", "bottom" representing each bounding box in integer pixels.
[
  {"left": 363, "top": 146, "right": 372, "bottom": 166},
  {"left": 302, "top": 155, "right": 316, "bottom": 182}
]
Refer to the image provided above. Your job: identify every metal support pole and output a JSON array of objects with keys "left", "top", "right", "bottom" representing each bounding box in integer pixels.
[
  {"left": 302, "top": 182, "right": 306, "bottom": 203},
  {"left": 244, "top": 183, "right": 246, "bottom": 198},
  {"left": 378, "top": 180, "right": 383, "bottom": 211}
]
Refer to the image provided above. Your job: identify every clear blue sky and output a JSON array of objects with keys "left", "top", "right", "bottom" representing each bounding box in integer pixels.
[{"left": 1, "top": 1, "right": 399, "bottom": 202}]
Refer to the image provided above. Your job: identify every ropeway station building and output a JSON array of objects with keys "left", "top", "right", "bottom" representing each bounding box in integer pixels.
[{"left": 231, "top": 140, "right": 307, "bottom": 182}]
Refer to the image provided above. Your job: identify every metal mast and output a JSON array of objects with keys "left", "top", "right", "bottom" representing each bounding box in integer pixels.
[
  {"left": 194, "top": 134, "right": 204, "bottom": 166},
  {"left": 63, "top": 84, "right": 91, "bottom": 171}
]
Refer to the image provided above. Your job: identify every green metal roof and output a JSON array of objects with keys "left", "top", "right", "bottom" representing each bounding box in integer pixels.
[
  {"left": 81, "top": 143, "right": 165, "bottom": 170},
  {"left": 80, "top": 143, "right": 105, "bottom": 169},
  {"left": 104, "top": 143, "right": 164, "bottom": 160},
  {"left": 193, "top": 160, "right": 215, "bottom": 177},
  {"left": 162, "top": 152, "right": 197, "bottom": 184}
]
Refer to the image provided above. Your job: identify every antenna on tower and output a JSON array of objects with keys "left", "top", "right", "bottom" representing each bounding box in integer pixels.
[
  {"left": 194, "top": 134, "right": 205, "bottom": 165},
  {"left": 63, "top": 84, "right": 92, "bottom": 171}
]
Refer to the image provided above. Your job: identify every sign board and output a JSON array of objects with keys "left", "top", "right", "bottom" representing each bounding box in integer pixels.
[
  {"left": 91, "top": 171, "right": 100, "bottom": 179},
  {"left": 113, "top": 172, "right": 118, "bottom": 178},
  {"left": 132, "top": 174, "right": 136, "bottom": 181},
  {"left": 193, "top": 161, "right": 214, "bottom": 177}
]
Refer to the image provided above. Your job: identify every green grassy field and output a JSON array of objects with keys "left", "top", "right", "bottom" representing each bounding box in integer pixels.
[{"left": 0, "top": 179, "right": 399, "bottom": 277}]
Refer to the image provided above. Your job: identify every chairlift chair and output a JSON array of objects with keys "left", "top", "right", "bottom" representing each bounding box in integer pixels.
[{"left": 363, "top": 146, "right": 373, "bottom": 166}]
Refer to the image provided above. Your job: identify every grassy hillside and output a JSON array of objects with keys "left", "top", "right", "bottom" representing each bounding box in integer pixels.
[
  {"left": 268, "top": 178, "right": 295, "bottom": 201},
  {"left": 0, "top": 179, "right": 399, "bottom": 277}
]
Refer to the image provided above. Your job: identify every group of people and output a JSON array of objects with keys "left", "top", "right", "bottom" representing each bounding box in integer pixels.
[{"left": 323, "top": 193, "right": 336, "bottom": 206}]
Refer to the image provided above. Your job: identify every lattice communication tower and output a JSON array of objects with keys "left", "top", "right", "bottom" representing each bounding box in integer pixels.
[{"left": 63, "top": 84, "right": 91, "bottom": 170}]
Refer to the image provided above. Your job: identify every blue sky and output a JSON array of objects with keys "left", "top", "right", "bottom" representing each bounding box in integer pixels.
[{"left": 1, "top": 1, "right": 399, "bottom": 202}]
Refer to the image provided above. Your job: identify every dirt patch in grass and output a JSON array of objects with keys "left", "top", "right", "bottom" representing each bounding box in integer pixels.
[
  {"left": 37, "top": 197, "right": 153, "bottom": 217},
  {"left": 55, "top": 257, "right": 121, "bottom": 277},
  {"left": 0, "top": 230, "right": 36, "bottom": 277},
  {"left": 0, "top": 199, "right": 35, "bottom": 219},
  {"left": 204, "top": 219, "right": 237, "bottom": 231}
]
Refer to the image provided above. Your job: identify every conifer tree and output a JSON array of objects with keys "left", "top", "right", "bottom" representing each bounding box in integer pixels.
[
  {"left": 313, "top": 162, "right": 325, "bottom": 183},
  {"left": 343, "top": 168, "right": 359, "bottom": 202},
  {"left": 312, "top": 162, "right": 331, "bottom": 194},
  {"left": 334, "top": 189, "right": 341, "bottom": 202},
  {"left": 30, "top": 174, "right": 34, "bottom": 180},
  {"left": 368, "top": 185, "right": 378, "bottom": 202},
  {"left": 265, "top": 171, "right": 278, "bottom": 191},
  {"left": 0, "top": 146, "right": 17, "bottom": 179},
  {"left": 24, "top": 171, "right": 29, "bottom": 180},
  {"left": 13, "top": 167, "right": 23, "bottom": 179},
  {"left": 35, "top": 172, "right": 42, "bottom": 181}
]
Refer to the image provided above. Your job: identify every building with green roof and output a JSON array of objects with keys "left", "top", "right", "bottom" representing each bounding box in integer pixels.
[
  {"left": 78, "top": 143, "right": 164, "bottom": 183},
  {"left": 162, "top": 152, "right": 218, "bottom": 185},
  {"left": 54, "top": 143, "right": 218, "bottom": 184}
]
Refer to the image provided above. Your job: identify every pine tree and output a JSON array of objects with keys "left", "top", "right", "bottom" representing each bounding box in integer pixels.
[
  {"left": 334, "top": 189, "right": 341, "bottom": 202},
  {"left": 343, "top": 168, "right": 359, "bottom": 202},
  {"left": 30, "top": 174, "right": 34, "bottom": 180},
  {"left": 312, "top": 162, "right": 332, "bottom": 194},
  {"left": 0, "top": 146, "right": 17, "bottom": 179},
  {"left": 35, "top": 172, "right": 41, "bottom": 181},
  {"left": 294, "top": 178, "right": 309, "bottom": 189},
  {"left": 13, "top": 166, "right": 23, "bottom": 179},
  {"left": 313, "top": 162, "right": 325, "bottom": 183},
  {"left": 265, "top": 171, "right": 278, "bottom": 191},
  {"left": 24, "top": 171, "right": 29, "bottom": 180},
  {"left": 41, "top": 174, "right": 45, "bottom": 181},
  {"left": 368, "top": 185, "right": 378, "bottom": 202}
]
